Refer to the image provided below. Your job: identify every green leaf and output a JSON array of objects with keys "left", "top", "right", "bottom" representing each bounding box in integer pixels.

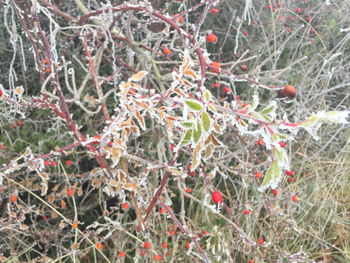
[
  {"left": 180, "top": 121, "right": 194, "bottom": 129},
  {"left": 260, "top": 105, "right": 274, "bottom": 115},
  {"left": 185, "top": 99, "right": 203, "bottom": 111},
  {"left": 201, "top": 111, "right": 211, "bottom": 132},
  {"left": 204, "top": 89, "right": 212, "bottom": 102},
  {"left": 259, "top": 161, "right": 281, "bottom": 191},
  {"left": 181, "top": 129, "right": 193, "bottom": 146},
  {"left": 193, "top": 121, "right": 202, "bottom": 143}
]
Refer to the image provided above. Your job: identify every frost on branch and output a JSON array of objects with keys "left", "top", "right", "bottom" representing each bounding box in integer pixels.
[{"left": 299, "top": 111, "right": 350, "bottom": 140}]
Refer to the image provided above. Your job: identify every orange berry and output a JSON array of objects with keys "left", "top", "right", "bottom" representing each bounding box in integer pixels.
[
  {"left": 96, "top": 242, "right": 103, "bottom": 250},
  {"left": 169, "top": 230, "right": 176, "bottom": 236},
  {"left": 210, "top": 8, "right": 219, "bottom": 13},
  {"left": 249, "top": 260, "right": 255, "bottom": 263},
  {"left": 153, "top": 254, "right": 162, "bottom": 260},
  {"left": 185, "top": 188, "right": 191, "bottom": 193},
  {"left": 10, "top": 195, "right": 17, "bottom": 203},
  {"left": 44, "top": 67, "right": 51, "bottom": 73},
  {"left": 67, "top": 188, "right": 75, "bottom": 197},
  {"left": 42, "top": 59, "right": 50, "bottom": 64},
  {"left": 185, "top": 242, "right": 191, "bottom": 249},
  {"left": 159, "top": 208, "right": 165, "bottom": 213},
  {"left": 119, "top": 251, "right": 125, "bottom": 257},
  {"left": 144, "top": 242, "right": 151, "bottom": 249},
  {"left": 178, "top": 15, "right": 184, "bottom": 23},
  {"left": 209, "top": 62, "right": 221, "bottom": 73},
  {"left": 283, "top": 85, "right": 296, "bottom": 98},
  {"left": 122, "top": 203, "right": 129, "bottom": 210},
  {"left": 72, "top": 222, "right": 79, "bottom": 229},
  {"left": 162, "top": 48, "right": 173, "bottom": 56},
  {"left": 162, "top": 242, "right": 168, "bottom": 248},
  {"left": 203, "top": 230, "right": 209, "bottom": 235},
  {"left": 255, "top": 172, "right": 263, "bottom": 179},
  {"left": 141, "top": 251, "right": 147, "bottom": 256},
  {"left": 206, "top": 34, "right": 218, "bottom": 43}
]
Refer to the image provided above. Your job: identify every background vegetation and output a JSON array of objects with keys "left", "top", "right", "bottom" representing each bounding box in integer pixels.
[{"left": 0, "top": 0, "right": 349, "bottom": 262}]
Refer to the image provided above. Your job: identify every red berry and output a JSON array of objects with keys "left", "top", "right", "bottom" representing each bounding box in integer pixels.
[
  {"left": 185, "top": 242, "right": 191, "bottom": 249},
  {"left": 203, "top": 230, "right": 209, "bottom": 235},
  {"left": 210, "top": 8, "right": 219, "bottom": 13},
  {"left": 222, "top": 86, "right": 231, "bottom": 94},
  {"left": 286, "top": 27, "right": 292, "bottom": 32},
  {"left": 162, "top": 48, "right": 173, "bottom": 55},
  {"left": 257, "top": 237, "right": 264, "bottom": 245},
  {"left": 42, "top": 215, "right": 48, "bottom": 220},
  {"left": 93, "top": 134, "right": 101, "bottom": 144},
  {"left": 141, "top": 251, "right": 147, "bottom": 256},
  {"left": 67, "top": 188, "right": 75, "bottom": 197},
  {"left": 42, "top": 59, "right": 50, "bottom": 64},
  {"left": 213, "top": 82, "right": 221, "bottom": 88},
  {"left": 44, "top": 67, "right": 51, "bottom": 73},
  {"left": 159, "top": 208, "right": 165, "bottom": 213},
  {"left": 306, "top": 17, "right": 312, "bottom": 22},
  {"left": 255, "top": 172, "right": 263, "bottom": 179},
  {"left": 122, "top": 203, "right": 129, "bottom": 209},
  {"left": 51, "top": 161, "right": 57, "bottom": 167},
  {"left": 288, "top": 177, "right": 294, "bottom": 183},
  {"left": 187, "top": 165, "right": 196, "bottom": 176},
  {"left": 211, "top": 191, "right": 223, "bottom": 204},
  {"left": 243, "top": 209, "right": 250, "bottom": 215},
  {"left": 206, "top": 34, "right": 218, "bottom": 43},
  {"left": 153, "top": 254, "right": 162, "bottom": 260},
  {"left": 240, "top": 64, "right": 248, "bottom": 71},
  {"left": 257, "top": 139, "right": 264, "bottom": 146},
  {"left": 119, "top": 251, "right": 125, "bottom": 257},
  {"left": 185, "top": 188, "right": 191, "bottom": 193},
  {"left": 272, "top": 189, "right": 278, "bottom": 196},
  {"left": 170, "top": 144, "right": 175, "bottom": 151},
  {"left": 0, "top": 90, "right": 3, "bottom": 97},
  {"left": 65, "top": 160, "right": 73, "bottom": 166},
  {"left": 197, "top": 233, "right": 203, "bottom": 238},
  {"left": 144, "top": 242, "right": 151, "bottom": 249},
  {"left": 278, "top": 141, "right": 286, "bottom": 148},
  {"left": 243, "top": 31, "right": 249, "bottom": 36},
  {"left": 162, "top": 242, "right": 168, "bottom": 248},
  {"left": 285, "top": 170, "right": 294, "bottom": 176},
  {"left": 295, "top": 8, "right": 301, "bottom": 13},
  {"left": 249, "top": 260, "right": 255, "bottom": 263},
  {"left": 169, "top": 230, "right": 176, "bottom": 236},
  {"left": 10, "top": 195, "right": 17, "bottom": 203},
  {"left": 292, "top": 195, "right": 298, "bottom": 203},
  {"left": 44, "top": 160, "right": 50, "bottom": 166},
  {"left": 209, "top": 62, "right": 221, "bottom": 73},
  {"left": 177, "top": 15, "right": 184, "bottom": 23}
]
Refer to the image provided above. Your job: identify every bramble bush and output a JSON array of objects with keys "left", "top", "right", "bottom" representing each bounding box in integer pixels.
[{"left": 0, "top": 0, "right": 349, "bottom": 262}]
